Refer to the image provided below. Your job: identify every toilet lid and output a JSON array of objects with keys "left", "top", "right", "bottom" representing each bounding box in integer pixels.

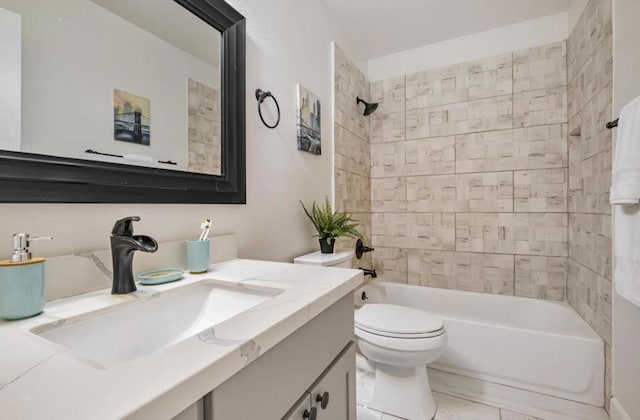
[{"left": 355, "top": 304, "right": 444, "bottom": 336}]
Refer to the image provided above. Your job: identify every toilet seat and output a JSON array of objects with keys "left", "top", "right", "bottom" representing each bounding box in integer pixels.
[
  {"left": 355, "top": 326, "right": 446, "bottom": 352},
  {"left": 355, "top": 303, "right": 444, "bottom": 338},
  {"left": 355, "top": 304, "right": 446, "bottom": 352}
]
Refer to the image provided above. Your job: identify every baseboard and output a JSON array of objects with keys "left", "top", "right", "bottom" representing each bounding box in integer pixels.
[
  {"left": 429, "top": 368, "right": 609, "bottom": 420},
  {"left": 610, "top": 397, "right": 632, "bottom": 420}
]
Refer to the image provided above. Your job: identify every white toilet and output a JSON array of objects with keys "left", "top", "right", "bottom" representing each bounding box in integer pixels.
[{"left": 294, "top": 250, "right": 447, "bottom": 420}]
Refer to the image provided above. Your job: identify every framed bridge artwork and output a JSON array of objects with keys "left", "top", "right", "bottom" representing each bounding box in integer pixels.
[{"left": 296, "top": 84, "right": 321, "bottom": 155}]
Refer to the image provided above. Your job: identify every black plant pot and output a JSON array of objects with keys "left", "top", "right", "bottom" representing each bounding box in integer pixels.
[{"left": 319, "top": 237, "right": 336, "bottom": 254}]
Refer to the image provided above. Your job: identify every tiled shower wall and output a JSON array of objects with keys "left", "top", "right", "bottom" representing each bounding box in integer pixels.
[
  {"left": 369, "top": 42, "right": 569, "bottom": 299},
  {"left": 566, "top": 0, "right": 613, "bottom": 411},
  {"left": 333, "top": 45, "right": 372, "bottom": 265}
]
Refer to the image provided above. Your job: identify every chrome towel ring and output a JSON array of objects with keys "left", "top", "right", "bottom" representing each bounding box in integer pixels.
[{"left": 255, "top": 89, "right": 280, "bottom": 129}]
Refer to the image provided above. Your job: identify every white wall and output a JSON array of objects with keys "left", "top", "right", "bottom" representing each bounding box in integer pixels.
[
  {"left": 0, "top": 7, "right": 20, "bottom": 151},
  {"left": 0, "top": 0, "right": 217, "bottom": 170},
  {"left": 0, "top": 0, "right": 360, "bottom": 269},
  {"left": 612, "top": 1, "right": 640, "bottom": 419},
  {"left": 368, "top": 12, "right": 569, "bottom": 81}
]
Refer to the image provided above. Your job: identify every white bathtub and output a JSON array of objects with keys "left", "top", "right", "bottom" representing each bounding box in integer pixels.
[{"left": 357, "top": 281, "right": 605, "bottom": 408}]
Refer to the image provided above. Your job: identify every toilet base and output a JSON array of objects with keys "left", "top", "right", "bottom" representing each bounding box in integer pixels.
[{"left": 367, "top": 362, "right": 436, "bottom": 420}]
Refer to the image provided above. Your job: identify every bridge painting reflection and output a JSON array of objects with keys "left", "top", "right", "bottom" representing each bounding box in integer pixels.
[{"left": 113, "top": 89, "right": 151, "bottom": 145}]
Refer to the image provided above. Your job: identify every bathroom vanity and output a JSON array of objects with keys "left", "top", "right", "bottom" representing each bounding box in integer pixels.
[
  {"left": 174, "top": 297, "right": 356, "bottom": 420},
  {"left": 0, "top": 258, "right": 362, "bottom": 419}
]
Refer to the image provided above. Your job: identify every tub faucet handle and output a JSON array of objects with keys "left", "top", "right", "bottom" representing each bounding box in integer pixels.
[{"left": 356, "top": 239, "right": 375, "bottom": 259}]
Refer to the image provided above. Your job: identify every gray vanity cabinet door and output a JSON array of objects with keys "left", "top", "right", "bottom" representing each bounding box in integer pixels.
[
  {"left": 171, "top": 398, "right": 205, "bottom": 420},
  {"left": 310, "top": 342, "right": 356, "bottom": 420},
  {"left": 282, "top": 393, "right": 311, "bottom": 420}
]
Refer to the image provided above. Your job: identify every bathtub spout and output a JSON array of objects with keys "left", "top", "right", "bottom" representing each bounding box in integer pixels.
[{"left": 359, "top": 267, "right": 377, "bottom": 279}]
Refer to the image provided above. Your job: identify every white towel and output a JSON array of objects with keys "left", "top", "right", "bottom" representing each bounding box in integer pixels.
[
  {"left": 611, "top": 95, "right": 640, "bottom": 307},
  {"left": 611, "top": 95, "right": 640, "bottom": 204},
  {"left": 613, "top": 206, "right": 640, "bottom": 306}
]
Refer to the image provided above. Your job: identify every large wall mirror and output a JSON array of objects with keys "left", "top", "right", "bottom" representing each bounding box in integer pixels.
[{"left": 0, "top": 0, "right": 245, "bottom": 203}]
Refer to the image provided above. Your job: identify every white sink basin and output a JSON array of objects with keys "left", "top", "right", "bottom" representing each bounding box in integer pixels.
[{"left": 33, "top": 281, "right": 282, "bottom": 368}]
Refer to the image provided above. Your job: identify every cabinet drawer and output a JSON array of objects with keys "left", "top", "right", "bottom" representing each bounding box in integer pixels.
[
  {"left": 309, "top": 342, "right": 356, "bottom": 420},
  {"left": 208, "top": 294, "right": 354, "bottom": 420}
]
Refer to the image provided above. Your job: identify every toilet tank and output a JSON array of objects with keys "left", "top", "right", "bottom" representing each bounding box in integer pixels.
[{"left": 293, "top": 250, "right": 354, "bottom": 268}]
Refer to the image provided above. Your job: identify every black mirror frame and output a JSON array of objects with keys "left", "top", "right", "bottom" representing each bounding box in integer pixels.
[{"left": 0, "top": 0, "right": 246, "bottom": 204}]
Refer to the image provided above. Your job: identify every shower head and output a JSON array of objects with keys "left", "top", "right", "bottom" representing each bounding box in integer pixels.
[{"left": 356, "top": 97, "right": 379, "bottom": 116}]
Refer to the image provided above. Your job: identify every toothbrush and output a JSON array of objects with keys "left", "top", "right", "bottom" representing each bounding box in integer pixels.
[{"left": 199, "top": 218, "right": 211, "bottom": 241}]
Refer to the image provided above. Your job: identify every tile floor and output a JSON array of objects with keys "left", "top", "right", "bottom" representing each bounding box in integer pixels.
[{"left": 357, "top": 392, "right": 542, "bottom": 420}]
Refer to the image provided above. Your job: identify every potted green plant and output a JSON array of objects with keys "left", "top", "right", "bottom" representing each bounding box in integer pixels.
[{"left": 300, "top": 197, "right": 362, "bottom": 253}]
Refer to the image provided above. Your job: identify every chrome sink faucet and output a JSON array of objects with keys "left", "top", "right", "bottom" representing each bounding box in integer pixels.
[{"left": 110, "top": 216, "right": 158, "bottom": 294}]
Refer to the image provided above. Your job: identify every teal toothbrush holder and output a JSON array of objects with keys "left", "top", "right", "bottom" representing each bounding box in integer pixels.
[{"left": 187, "top": 239, "right": 210, "bottom": 273}]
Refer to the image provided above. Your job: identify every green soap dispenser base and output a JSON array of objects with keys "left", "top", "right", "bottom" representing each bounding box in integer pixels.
[{"left": 0, "top": 258, "right": 46, "bottom": 320}]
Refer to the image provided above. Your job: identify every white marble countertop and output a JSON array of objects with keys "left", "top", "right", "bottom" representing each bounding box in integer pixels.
[{"left": 0, "top": 259, "right": 363, "bottom": 419}]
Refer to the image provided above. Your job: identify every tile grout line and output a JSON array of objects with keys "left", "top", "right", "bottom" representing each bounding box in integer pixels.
[{"left": 371, "top": 121, "right": 570, "bottom": 146}]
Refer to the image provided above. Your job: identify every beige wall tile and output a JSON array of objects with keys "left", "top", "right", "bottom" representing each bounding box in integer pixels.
[
  {"left": 370, "top": 76, "right": 405, "bottom": 114},
  {"left": 406, "top": 107, "right": 432, "bottom": 139},
  {"left": 372, "top": 213, "right": 408, "bottom": 248},
  {"left": 372, "top": 247, "right": 408, "bottom": 283},
  {"left": 481, "top": 253, "right": 516, "bottom": 295},
  {"left": 371, "top": 177, "right": 406, "bottom": 212},
  {"left": 513, "top": 87, "right": 568, "bottom": 127},
  {"left": 456, "top": 172, "right": 514, "bottom": 212},
  {"left": 567, "top": 259, "right": 612, "bottom": 344},
  {"left": 406, "top": 63, "right": 470, "bottom": 110},
  {"left": 405, "top": 137, "right": 456, "bottom": 176},
  {"left": 408, "top": 250, "right": 514, "bottom": 295},
  {"left": 334, "top": 46, "right": 370, "bottom": 136},
  {"left": 408, "top": 250, "right": 455, "bottom": 287},
  {"left": 407, "top": 96, "right": 513, "bottom": 139},
  {"left": 456, "top": 125, "right": 567, "bottom": 173},
  {"left": 528, "top": 213, "right": 569, "bottom": 256},
  {"left": 580, "top": 84, "right": 613, "bottom": 160},
  {"left": 455, "top": 129, "right": 515, "bottom": 173},
  {"left": 569, "top": 213, "right": 612, "bottom": 279},
  {"left": 567, "top": 0, "right": 612, "bottom": 82},
  {"left": 568, "top": 33, "right": 611, "bottom": 122},
  {"left": 512, "top": 124, "right": 569, "bottom": 169},
  {"left": 334, "top": 123, "right": 370, "bottom": 177},
  {"left": 455, "top": 213, "right": 487, "bottom": 253},
  {"left": 513, "top": 42, "right": 567, "bottom": 94},
  {"left": 569, "top": 149, "right": 612, "bottom": 214},
  {"left": 336, "top": 41, "right": 591, "bottom": 304},
  {"left": 334, "top": 79, "right": 369, "bottom": 141},
  {"left": 582, "top": 149, "right": 612, "bottom": 214},
  {"left": 566, "top": 0, "right": 613, "bottom": 344},
  {"left": 370, "top": 112, "right": 405, "bottom": 144},
  {"left": 459, "top": 213, "right": 530, "bottom": 254},
  {"left": 515, "top": 256, "right": 567, "bottom": 300},
  {"left": 334, "top": 169, "right": 349, "bottom": 213},
  {"left": 446, "top": 95, "right": 513, "bottom": 136},
  {"left": 512, "top": 40, "right": 567, "bottom": 128},
  {"left": 467, "top": 54, "right": 513, "bottom": 100},
  {"left": 343, "top": 172, "right": 371, "bottom": 213},
  {"left": 334, "top": 45, "right": 371, "bottom": 265},
  {"left": 456, "top": 213, "right": 567, "bottom": 256},
  {"left": 371, "top": 142, "right": 405, "bottom": 178},
  {"left": 514, "top": 169, "right": 567, "bottom": 212},
  {"left": 336, "top": 212, "right": 372, "bottom": 267},
  {"left": 407, "top": 213, "right": 456, "bottom": 250},
  {"left": 407, "top": 175, "right": 458, "bottom": 212}
]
